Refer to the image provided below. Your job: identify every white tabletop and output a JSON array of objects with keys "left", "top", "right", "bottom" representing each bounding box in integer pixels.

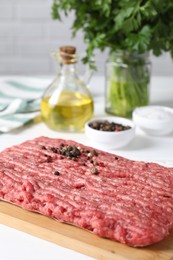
[{"left": 0, "top": 75, "right": 173, "bottom": 260}]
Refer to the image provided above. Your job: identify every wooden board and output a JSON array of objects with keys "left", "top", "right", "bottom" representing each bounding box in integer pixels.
[{"left": 0, "top": 201, "right": 173, "bottom": 260}]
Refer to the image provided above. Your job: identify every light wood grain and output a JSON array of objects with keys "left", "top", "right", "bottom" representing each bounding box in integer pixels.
[{"left": 0, "top": 201, "right": 173, "bottom": 260}]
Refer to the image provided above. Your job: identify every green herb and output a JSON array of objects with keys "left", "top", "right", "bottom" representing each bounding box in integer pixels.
[
  {"left": 106, "top": 51, "right": 150, "bottom": 117},
  {"left": 51, "top": 0, "right": 173, "bottom": 117},
  {"left": 51, "top": 0, "right": 173, "bottom": 64}
]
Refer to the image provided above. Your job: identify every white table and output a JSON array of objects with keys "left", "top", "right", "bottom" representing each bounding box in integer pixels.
[{"left": 0, "top": 75, "right": 173, "bottom": 260}]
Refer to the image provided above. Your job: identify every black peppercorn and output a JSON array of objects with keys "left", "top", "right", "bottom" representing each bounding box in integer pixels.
[
  {"left": 93, "top": 161, "right": 98, "bottom": 166},
  {"left": 50, "top": 147, "right": 58, "bottom": 153},
  {"left": 91, "top": 167, "right": 99, "bottom": 175},
  {"left": 46, "top": 156, "right": 52, "bottom": 163},
  {"left": 89, "top": 120, "right": 131, "bottom": 132},
  {"left": 60, "top": 145, "right": 81, "bottom": 158},
  {"left": 54, "top": 171, "right": 60, "bottom": 176},
  {"left": 81, "top": 162, "right": 86, "bottom": 166},
  {"left": 93, "top": 150, "right": 98, "bottom": 156}
]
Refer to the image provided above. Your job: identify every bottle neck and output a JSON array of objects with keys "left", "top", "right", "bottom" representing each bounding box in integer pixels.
[{"left": 60, "top": 63, "right": 77, "bottom": 75}]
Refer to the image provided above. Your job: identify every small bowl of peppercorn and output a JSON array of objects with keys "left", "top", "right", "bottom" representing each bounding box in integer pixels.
[{"left": 85, "top": 116, "right": 135, "bottom": 149}]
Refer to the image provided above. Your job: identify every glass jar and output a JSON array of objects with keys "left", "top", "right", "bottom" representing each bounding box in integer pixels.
[
  {"left": 41, "top": 46, "right": 94, "bottom": 132},
  {"left": 105, "top": 51, "right": 151, "bottom": 118}
]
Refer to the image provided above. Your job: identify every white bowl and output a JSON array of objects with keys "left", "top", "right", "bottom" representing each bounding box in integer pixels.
[
  {"left": 132, "top": 105, "right": 173, "bottom": 136},
  {"left": 85, "top": 116, "right": 135, "bottom": 149}
]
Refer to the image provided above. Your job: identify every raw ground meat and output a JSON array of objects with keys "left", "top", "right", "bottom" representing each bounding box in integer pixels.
[{"left": 0, "top": 136, "right": 173, "bottom": 247}]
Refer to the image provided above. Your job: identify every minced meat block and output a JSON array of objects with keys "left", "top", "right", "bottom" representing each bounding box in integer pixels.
[{"left": 0, "top": 136, "right": 173, "bottom": 247}]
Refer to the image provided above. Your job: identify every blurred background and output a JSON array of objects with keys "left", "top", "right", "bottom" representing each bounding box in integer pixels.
[{"left": 0, "top": 0, "right": 173, "bottom": 76}]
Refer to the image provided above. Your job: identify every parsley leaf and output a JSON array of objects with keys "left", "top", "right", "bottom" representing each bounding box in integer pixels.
[{"left": 52, "top": 0, "right": 173, "bottom": 65}]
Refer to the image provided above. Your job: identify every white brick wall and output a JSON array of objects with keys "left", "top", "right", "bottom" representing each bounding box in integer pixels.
[{"left": 0, "top": 0, "right": 173, "bottom": 76}]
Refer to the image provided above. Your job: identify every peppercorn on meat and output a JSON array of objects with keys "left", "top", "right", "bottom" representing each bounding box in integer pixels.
[{"left": 0, "top": 136, "right": 173, "bottom": 247}]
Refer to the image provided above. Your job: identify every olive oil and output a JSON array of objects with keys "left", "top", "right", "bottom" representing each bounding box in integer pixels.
[
  {"left": 41, "top": 45, "right": 94, "bottom": 132},
  {"left": 41, "top": 91, "right": 93, "bottom": 132}
]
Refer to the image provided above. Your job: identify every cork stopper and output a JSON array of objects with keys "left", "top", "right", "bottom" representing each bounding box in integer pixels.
[{"left": 59, "top": 46, "right": 77, "bottom": 64}]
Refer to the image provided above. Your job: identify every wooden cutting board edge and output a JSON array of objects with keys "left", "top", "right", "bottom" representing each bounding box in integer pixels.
[{"left": 0, "top": 201, "right": 173, "bottom": 260}]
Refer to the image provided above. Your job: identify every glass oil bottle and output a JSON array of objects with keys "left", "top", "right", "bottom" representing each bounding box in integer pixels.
[{"left": 40, "top": 46, "right": 94, "bottom": 132}]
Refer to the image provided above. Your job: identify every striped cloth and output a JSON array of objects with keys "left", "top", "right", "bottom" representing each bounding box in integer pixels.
[{"left": 0, "top": 79, "right": 48, "bottom": 133}]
